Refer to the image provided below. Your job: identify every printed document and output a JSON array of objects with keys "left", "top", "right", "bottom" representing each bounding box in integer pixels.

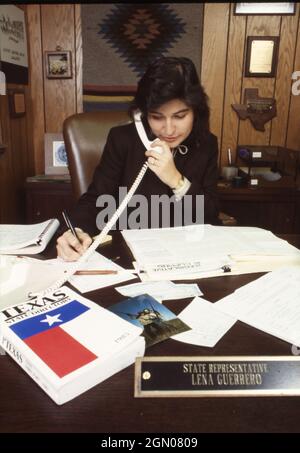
[
  {"left": 172, "top": 297, "right": 236, "bottom": 347},
  {"left": 215, "top": 267, "right": 300, "bottom": 347},
  {"left": 0, "top": 219, "right": 59, "bottom": 254},
  {"left": 116, "top": 281, "right": 202, "bottom": 301},
  {"left": 47, "top": 252, "right": 137, "bottom": 293},
  {"left": 122, "top": 225, "right": 300, "bottom": 280}
]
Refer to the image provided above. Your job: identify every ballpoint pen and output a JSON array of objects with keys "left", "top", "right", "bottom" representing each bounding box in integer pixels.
[{"left": 62, "top": 210, "right": 80, "bottom": 241}]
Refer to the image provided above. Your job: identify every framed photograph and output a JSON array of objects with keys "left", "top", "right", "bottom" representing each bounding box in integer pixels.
[
  {"left": 44, "top": 133, "right": 69, "bottom": 175},
  {"left": 0, "top": 5, "right": 29, "bottom": 84},
  {"left": 8, "top": 89, "right": 26, "bottom": 117},
  {"left": 245, "top": 36, "right": 279, "bottom": 78},
  {"left": 45, "top": 50, "right": 72, "bottom": 79},
  {"left": 234, "top": 3, "right": 296, "bottom": 15}
]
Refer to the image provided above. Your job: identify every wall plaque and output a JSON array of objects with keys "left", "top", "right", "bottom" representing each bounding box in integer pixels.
[
  {"left": 232, "top": 88, "right": 276, "bottom": 131},
  {"left": 135, "top": 356, "right": 300, "bottom": 397},
  {"left": 245, "top": 36, "right": 279, "bottom": 78}
]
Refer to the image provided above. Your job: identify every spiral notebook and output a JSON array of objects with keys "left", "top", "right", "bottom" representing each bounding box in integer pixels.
[{"left": 0, "top": 218, "right": 59, "bottom": 254}]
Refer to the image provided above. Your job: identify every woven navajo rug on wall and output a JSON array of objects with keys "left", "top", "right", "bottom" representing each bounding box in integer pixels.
[{"left": 81, "top": 3, "right": 203, "bottom": 111}]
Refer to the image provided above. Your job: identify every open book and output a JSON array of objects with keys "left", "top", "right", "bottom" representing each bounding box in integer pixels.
[
  {"left": 0, "top": 286, "right": 145, "bottom": 405},
  {"left": 0, "top": 218, "right": 59, "bottom": 254}
]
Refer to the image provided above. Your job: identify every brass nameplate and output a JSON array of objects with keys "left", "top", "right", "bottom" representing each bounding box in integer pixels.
[{"left": 135, "top": 356, "right": 300, "bottom": 397}]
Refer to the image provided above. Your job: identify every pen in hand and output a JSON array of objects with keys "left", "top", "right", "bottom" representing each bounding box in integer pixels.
[{"left": 62, "top": 210, "right": 80, "bottom": 241}]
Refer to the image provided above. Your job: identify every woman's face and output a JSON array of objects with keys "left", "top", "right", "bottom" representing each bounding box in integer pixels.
[{"left": 147, "top": 99, "right": 194, "bottom": 148}]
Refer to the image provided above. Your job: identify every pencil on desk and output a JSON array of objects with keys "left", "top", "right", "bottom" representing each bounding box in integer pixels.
[{"left": 74, "top": 270, "right": 118, "bottom": 275}]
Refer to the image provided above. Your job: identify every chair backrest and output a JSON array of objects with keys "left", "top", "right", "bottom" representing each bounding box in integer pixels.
[{"left": 63, "top": 111, "right": 130, "bottom": 200}]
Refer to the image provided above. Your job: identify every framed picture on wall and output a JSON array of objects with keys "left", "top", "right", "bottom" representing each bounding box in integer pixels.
[
  {"left": 44, "top": 133, "right": 69, "bottom": 175},
  {"left": 45, "top": 50, "right": 72, "bottom": 79},
  {"left": 245, "top": 36, "right": 279, "bottom": 77},
  {"left": 0, "top": 5, "right": 29, "bottom": 84},
  {"left": 8, "top": 89, "right": 26, "bottom": 117},
  {"left": 234, "top": 3, "right": 296, "bottom": 15}
]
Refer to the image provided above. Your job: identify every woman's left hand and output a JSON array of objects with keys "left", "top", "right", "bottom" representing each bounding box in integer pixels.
[{"left": 145, "top": 139, "right": 182, "bottom": 189}]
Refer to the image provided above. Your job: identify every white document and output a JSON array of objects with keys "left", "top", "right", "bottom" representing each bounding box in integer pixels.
[
  {"left": 116, "top": 281, "right": 202, "bottom": 301},
  {"left": 215, "top": 267, "right": 300, "bottom": 347},
  {"left": 115, "top": 280, "right": 176, "bottom": 298},
  {"left": 164, "top": 283, "right": 203, "bottom": 300},
  {"left": 0, "top": 219, "right": 59, "bottom": 254},
  {"left": 172, "top": 297, "right": 236, "bottom": 347},
  {"left": 0, "top": 252, "right": 136, "bottom": 309},
  {"left": 122, "top": 225, "right": 300, "bottom": 281},
  {"left": 58, "top": 252, "right": 136, "bottom": 293},
  {"left": 0, "top": 255, "right": 67, "bottom": 309}
]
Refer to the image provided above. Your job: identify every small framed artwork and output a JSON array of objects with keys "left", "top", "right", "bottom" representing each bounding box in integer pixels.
[
  {"left": 44, "top": 133, "right": 69, "bottom": 175},
  {"left": 245, "top": 36, "right": 279, "bottom": 78},
  {"left": 234, "top": 3, "right": 296, "bottom": 15},
  {"left": 45, "top": 50, "right": 72, "bottom": 79},
  {"left": 8, "top": 89, "right": 26, "bottom": 117}
]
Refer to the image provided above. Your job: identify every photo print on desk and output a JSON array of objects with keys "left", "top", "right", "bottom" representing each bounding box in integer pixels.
[{"left": 108, "top": 294, "right": 190, "bottom": 348}]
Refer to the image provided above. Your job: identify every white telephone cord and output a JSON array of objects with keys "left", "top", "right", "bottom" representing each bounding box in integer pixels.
[{"left": 37, "top": 162, "right": 149, "bottom": 296}]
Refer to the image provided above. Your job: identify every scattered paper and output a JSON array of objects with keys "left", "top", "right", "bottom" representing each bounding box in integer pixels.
[
  {"left": 48, "top": 252, "right": 137, "bottom": 293},
  {"left": 172, "top": 297, "right": 236, "bottom": 347},
  {"left": 115, "top": 281, "right": 202, "bottom": 301},
  {"left": 164, "top": 283, "right": 203, "bottom": 300},
  {"left": 0, "top": 252, "right": 137, "bottom": 309},
  {"left": 115, "top": 280, "right": 175, "bottom": 298},
  {"left": 215, "top": 267, "right": 300, "bottom": 347},
  {"left": 0, "top": 255, "right": 66, "bottom": 309}
]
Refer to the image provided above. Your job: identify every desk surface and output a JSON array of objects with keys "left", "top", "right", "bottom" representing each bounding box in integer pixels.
[{"left": 1, "top": 234, "right": 300, "bottom": 434}]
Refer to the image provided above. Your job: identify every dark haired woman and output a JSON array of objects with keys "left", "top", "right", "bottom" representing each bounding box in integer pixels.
[{"left": 57, "top": 57, "right": 220, "bottom": 261}]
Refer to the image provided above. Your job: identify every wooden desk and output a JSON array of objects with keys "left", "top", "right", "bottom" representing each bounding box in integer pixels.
[{"left": 1, "top": 234, "right": 300, "bottom": 434}]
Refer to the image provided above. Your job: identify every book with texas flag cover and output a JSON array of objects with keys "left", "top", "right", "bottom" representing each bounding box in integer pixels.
[{"left": 0, "top": 286, "right": 145, "bottom": 405}]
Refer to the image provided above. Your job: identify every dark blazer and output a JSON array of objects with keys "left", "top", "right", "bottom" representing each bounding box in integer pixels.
[{"left": 68, "top": 122, "right": 220, "bottom": 236}]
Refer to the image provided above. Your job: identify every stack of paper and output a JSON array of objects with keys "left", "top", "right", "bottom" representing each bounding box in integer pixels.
[
  {"left": 0, "top": 219, "right": 59, "bottom": 254},
  {"left": 122, "top": 225, "right": 300, "bottom": 281}
]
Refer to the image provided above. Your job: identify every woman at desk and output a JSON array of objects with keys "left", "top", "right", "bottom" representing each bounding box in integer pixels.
[{"left": 56, "top": 56, "right": 220, "bottom": 261}]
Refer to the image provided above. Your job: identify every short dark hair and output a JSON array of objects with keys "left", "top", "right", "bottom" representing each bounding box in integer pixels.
[{"left": 130, "top": 57, "right": 210, "bottom": 145}]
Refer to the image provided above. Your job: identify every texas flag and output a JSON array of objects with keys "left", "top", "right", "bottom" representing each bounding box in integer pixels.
[{"left": 10, "top": 300, "right": 98, "bottom": 378}]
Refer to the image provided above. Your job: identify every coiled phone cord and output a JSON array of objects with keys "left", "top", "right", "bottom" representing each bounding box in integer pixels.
[{"left": 36, "top": 162, "right": 149, "bottom": 297}]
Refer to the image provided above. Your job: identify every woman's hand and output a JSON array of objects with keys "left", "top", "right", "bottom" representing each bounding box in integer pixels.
[
  {"left": 145, "top": 139, "right": 182, "bottom": 189},
  {"left": 56, "top": 228, "right": 92, "bottom": 261}
]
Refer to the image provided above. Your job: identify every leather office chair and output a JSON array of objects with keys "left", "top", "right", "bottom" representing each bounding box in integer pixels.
[
  {"left": 63, "top": 111, "right": 236, "bottom": 225},
  {"left": 63, "top": 111, "right": 130, "bottom": 200}
]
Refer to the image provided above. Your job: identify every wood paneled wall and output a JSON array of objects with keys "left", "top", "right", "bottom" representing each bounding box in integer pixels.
[
  {"left": 0, "top": 85, "right": 34, "bottom": 223},
  {"left": 25, "top": 3, "right": 300, "bottom": 173},
  {"left": 26, "top": 3, "right": 82, "bottom": 174},
  {"left": 201, "top": 3, "right": 300, "bottom": 167}
]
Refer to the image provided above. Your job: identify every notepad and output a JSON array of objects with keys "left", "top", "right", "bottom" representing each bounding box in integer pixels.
[{"left": 0, "top": 218, "right": 59, "bottom": 254}]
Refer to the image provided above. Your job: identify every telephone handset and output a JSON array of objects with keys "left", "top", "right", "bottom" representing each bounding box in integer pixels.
[
  {"left": 133, "top": 110, "right": 162, "bottom": 154},
  {"left": 38, "top": 111, "right": 159, "bottom": 296}
]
